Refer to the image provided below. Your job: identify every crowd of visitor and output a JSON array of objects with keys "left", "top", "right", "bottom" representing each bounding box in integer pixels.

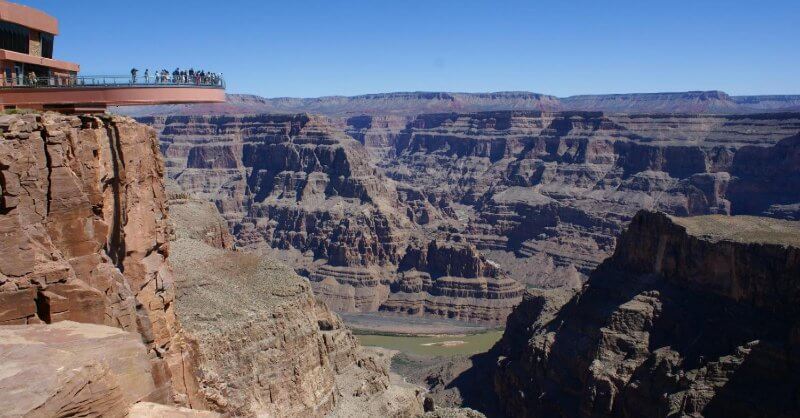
[{"left": 130, "top": 68, "right": 222, "bottom": 86}]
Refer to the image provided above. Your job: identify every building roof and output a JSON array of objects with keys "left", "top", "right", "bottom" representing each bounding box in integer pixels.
[{"left": 0, "top": 0, "right": 59, "bottom": 35}]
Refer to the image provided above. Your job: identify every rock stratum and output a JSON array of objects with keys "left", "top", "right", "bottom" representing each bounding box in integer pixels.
[
  {"left": 141, "top": 110, "right": 800, "bottom": 325},
  {"left": 490, "top": 210, "right": 800, "bottom": 417}
]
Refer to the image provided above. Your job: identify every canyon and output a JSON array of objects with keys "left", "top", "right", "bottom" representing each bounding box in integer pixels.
[
  {"left": 2, "top": 91, "right": 799, "bottom": 417},
  {"left": 143, "top": 113, "right": 525, "bottom": 324},
  {"left": 169, "top": 198, "right": 423, "bottom": 417},
  {"left": 0, "top": 112, "right": 423, "bottom": 417},
  {"left": 139, "top": 107, "right": 800, "bottom": 324}
]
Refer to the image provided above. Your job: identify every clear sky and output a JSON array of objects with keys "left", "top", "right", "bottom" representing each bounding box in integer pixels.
[{"left": 18, "top": 0, "right": 800, "bottom": 98}]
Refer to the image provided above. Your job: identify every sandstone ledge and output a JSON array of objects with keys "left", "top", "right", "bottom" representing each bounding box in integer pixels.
[{"left": 0, "top": 321, "right": 157, "bottom": 417}]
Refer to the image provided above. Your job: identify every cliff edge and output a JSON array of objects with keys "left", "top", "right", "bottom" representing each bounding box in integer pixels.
[
  {"left": 492, "top": 210, "right": 800, "bottom": 417},
  {"left": 0, "top": 113, "right": 208, "bottom": 414}
]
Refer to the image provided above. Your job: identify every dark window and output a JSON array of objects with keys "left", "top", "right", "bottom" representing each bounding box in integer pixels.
[
  {"left": 0, "top": 20, "right": 30, "bottom": 54},
  {"left": 40, "top": 33, "right": 53, "bottom": 58}
]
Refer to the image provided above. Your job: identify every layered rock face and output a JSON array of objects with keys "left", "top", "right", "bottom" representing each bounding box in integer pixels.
[
  {"left": 727, "top": 134, "right": 800, "bottom": 219},
  {"left": 492, "top": 211, "right": 800, "bottom": 418},
  {"left": 169, "top": 199, "right": 422, "bottom": 417},
  {"left": 382, "top": 240, "right": 524, "bottom": 323},
  {"left": 383, "top": 111, "right": 800, "bottom": 287},
  {"left": 146, "top": 114, "right": 523, "bottom": 324},
  {"left": 0, "top": 113, "right": 202, "bottom": 407}
]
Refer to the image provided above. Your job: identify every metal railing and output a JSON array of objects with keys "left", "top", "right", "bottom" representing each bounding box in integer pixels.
[{"left": 0, "top": 74, "right": 225, "bottom": 89}]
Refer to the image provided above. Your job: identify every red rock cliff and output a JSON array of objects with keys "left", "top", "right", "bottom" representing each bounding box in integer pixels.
[{"left": 0, "top": 112, "right": 201, "bottom": 407}]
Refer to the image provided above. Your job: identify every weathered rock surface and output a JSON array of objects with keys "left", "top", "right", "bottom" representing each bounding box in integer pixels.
[
  {"left": 491, "top": 211, "right": 800, "bottom": 417},
  {"left": 0, "top": 113, "right": 201, "bottom": 407},
  {"left": 0, "top": 321, "right": 158, "bottom": 418},
  {"left": 168, "top": 199, "right": 423, "bottom": 417},
  {"left": 382, "top": 240, "right": 524, "bottom": 323},
  {"left": 168, "top": 198, "right": 235, "bottom": 249},
  {"left": 728, "top": 134, "right": 800, "bottom": 219}
]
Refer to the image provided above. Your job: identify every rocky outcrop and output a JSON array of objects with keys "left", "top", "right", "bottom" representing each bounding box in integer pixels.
[
  {"left": 0, "top": 321, "right": 220, "bottom": 417},
  {"left": 491, "top": 211, "right": 800, "bottom": 417},
  {"left": 0, "top": 112, "right": 202, "bottom": 407},
  {"left": 168, "top": 199, "right": 423, "bottom": 417},
  {"left": 0, "top": 321, "right": 159, "bottom": 417}
]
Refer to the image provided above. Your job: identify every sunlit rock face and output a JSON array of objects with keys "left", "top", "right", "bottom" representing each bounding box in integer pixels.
[{"left": 0, "top": 112, "right": 205, "bottom": 408}]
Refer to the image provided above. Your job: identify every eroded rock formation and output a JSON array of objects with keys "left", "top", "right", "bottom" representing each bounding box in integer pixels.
[
  {"left": 146, "top": 114, "right": 523, "bottom": 324},
  {"left": 168, "top": 198, "right": 423, "bottom": 417},
  {"left": 1, "top": 321, "right": 161, "bottom": 417},
  {"left": 140, "top": 110, "right": 800, "bottom": 322},
  {"left": 383, "top": 111, "right": 800, "bottom": 287},
  {"left": 0, "top": 112, "right": 204, "bottom": 408},
  {"left": 491, "top": 211, "right": 800, "bottom": 417}
]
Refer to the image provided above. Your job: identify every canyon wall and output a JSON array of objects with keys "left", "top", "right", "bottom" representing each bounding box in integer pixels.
[
  {"left": 382, "top": 111, "right": 800, "bottom": 287},
  {"left": 169, "top": 198, "right": 422, "bottom": 417},
  {"left": 141, "top": 110, "right": 800, "bottom": 322},
  {"left": 144, "top": 114, "right": 524, "bottom": 324},
  {"left": 0, "top": 113, "right": 208, "bottom": 414},
  {"left": 491, "top": 210, "right": 800, "bottom": 417}
]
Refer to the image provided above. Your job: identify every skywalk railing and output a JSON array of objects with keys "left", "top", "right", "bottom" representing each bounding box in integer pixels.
[{"left": 0, "top": 75, "right": 225, "bottom": 89}]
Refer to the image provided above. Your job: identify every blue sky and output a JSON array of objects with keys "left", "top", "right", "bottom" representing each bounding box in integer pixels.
[{"left": 19, "top": 0, "right": 800, "bottom": 97}]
